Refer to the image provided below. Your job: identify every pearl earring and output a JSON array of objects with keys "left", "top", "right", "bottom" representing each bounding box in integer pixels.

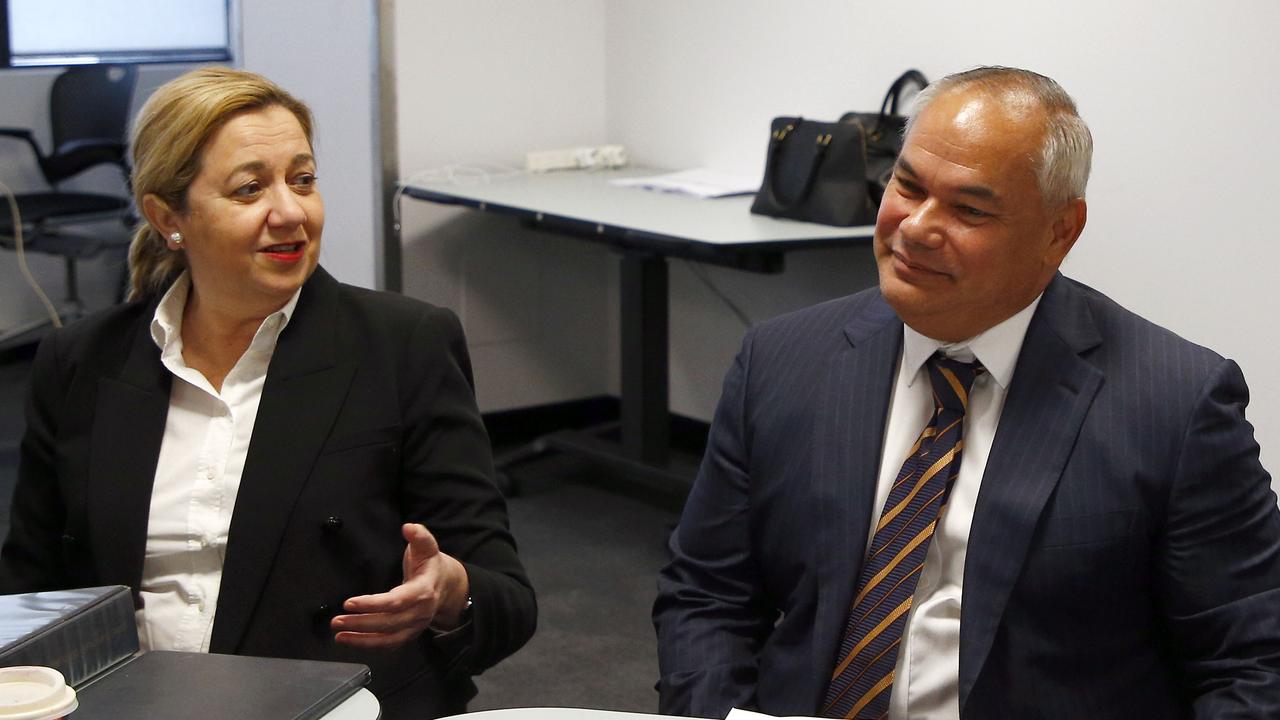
[{"left": 169, "top": 232, "right": 183, "bottom": 247}]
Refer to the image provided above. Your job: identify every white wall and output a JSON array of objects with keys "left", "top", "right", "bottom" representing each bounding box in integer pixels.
[
  {"left": 394, "top": 1, "right": 616, "bottom": 412},
  {"left": 240, "top": 0, "right": 382, "bottom": 290},
  {"left": 601, "top": 0, "right": 1280, "bottom": 476}
]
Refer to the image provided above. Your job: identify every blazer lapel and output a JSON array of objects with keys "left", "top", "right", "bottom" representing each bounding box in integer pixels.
[
  {"left": 811, "top": 294, "right": 902, "bottom": 683},
  {"left": 957, "top": 275, "right": 1104, "bottom": 709},
  {"left": 210, "top": 269, "right": 357, "bottom": 652},
  {"left": 88, "top": 308, "right": 171, "bottom": 595}
]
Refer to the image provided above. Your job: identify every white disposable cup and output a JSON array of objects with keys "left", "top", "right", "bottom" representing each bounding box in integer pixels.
[{"left": 0, "top": 666, "right": 78, "bottom": 720}]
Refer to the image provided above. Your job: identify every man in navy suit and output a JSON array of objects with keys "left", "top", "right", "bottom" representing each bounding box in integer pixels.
[{"left": 654, "top": 66, "right": 1280, "bottom": 719}]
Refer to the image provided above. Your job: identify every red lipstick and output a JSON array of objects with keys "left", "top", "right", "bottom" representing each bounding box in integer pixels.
[{"left": 260, "top": 241, "right": 305, "bottom": 263}]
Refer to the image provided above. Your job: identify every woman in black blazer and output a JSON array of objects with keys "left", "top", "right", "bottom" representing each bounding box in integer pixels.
[{"left": 0, "top": 67, "right": 535, "bottom": 719}]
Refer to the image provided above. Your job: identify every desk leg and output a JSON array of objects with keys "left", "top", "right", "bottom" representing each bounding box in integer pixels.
[{"left": 620, "top": 254, "right": 669, "bottom": 466}]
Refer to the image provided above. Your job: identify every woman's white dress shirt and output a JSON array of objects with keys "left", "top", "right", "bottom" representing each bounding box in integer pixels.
[{"left": 136, "top": 274, "right": 299, "bottom": 652}]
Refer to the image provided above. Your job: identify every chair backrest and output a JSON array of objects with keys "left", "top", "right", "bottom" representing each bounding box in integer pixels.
[
  {"left": 49, "top": 64, "right": 138, "bottom": 152},
  {"left": 33, "top": 64, "right": 138, "bottom": 186}
]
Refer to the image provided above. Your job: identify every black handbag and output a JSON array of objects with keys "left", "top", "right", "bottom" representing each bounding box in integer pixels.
[
  {"left": 840, "top": 69, "right": 929, "bottom": 207},
  {"left": 750, "top": 69, "right": 928, "bottom": 227}
]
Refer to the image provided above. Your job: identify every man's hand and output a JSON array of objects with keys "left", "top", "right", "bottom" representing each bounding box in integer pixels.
[{"left": 331, "top": 523, "right": 471, "bottom": 649}]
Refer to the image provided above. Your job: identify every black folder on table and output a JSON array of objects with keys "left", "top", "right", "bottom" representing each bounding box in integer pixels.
[
  {"left": 2, "top": 586, "right": 371, "bottom": 719},
  {"left": 73, "top": 650, "right": 371, "bottom": 720}
]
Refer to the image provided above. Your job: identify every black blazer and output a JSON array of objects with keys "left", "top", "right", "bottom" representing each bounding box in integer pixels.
[
  {"left": 1, "top": 267, "right": 536, "bottom": 719},
  {"left": 654, "top": 274, "right": 1280, "bottom": 719}
]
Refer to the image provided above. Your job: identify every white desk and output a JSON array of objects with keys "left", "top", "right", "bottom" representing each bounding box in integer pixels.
[
  {"left": 402, "top": 167, "right": 868, "bottom": 255},
  {"left": 402, "top": 168, "right": 873, "bottom": 489},
  {"left": 325, "top": 688, "right": 380, "bottom": 719}
]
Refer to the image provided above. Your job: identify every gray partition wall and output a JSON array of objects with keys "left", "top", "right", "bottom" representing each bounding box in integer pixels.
[{"left": 239, "top": 0, "right": 394, "bottom": 292}]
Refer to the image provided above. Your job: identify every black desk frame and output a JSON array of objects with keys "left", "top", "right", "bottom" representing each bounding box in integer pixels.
[{"left": 402, "top": 181, "right": 870, "bottom": 492}]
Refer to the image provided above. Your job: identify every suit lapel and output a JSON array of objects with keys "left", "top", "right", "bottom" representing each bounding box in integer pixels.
[
  {"left": 811, "top": 294, "right": 902, "bottom": 683},
  {"left": 88, "top": 310, "right": 171, "bottom": 593},
  {"left": 210, "top": 269, "right": 357, "bottom": 652},
  {"left": 957, "top": 275, "right": 1104, "bottom": 710}
]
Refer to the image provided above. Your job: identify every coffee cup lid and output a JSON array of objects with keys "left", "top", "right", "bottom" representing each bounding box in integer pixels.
[{"left": 0, "top": 667, "right": 78, "bottom": 720}]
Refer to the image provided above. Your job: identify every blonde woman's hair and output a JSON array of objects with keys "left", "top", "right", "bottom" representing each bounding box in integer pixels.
[{"left": 127, "top": 67, "right": 315, "bottom": 300}]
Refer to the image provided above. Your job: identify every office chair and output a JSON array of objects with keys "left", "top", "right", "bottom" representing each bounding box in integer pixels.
[{"left": 0, "top": 64, "right": 138, "bottom": 351}]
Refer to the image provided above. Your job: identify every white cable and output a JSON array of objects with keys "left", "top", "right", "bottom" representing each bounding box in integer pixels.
[
  {"left": 0, "top": 179, "right": 62, "bottom": 329},
  {"left": 392, "top": 163, "right": 526, "bottom": 233}
]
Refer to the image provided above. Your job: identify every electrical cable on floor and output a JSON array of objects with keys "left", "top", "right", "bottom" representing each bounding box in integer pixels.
[
  {"left": 0, "top": 179, "right": 62, "bottom": 328},
  {"left": 684, "top": 260, "right": 752, "bottom": 328}
]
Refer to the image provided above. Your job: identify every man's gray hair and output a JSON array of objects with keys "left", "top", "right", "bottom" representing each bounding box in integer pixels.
[{"left": 904, "top": 66, "right": 1093, "bottom": 207}]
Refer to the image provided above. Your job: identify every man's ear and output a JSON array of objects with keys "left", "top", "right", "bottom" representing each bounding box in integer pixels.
[
  {"left": 1047, "top": 197, "right": 1087, "bottom": 265},
  {"left": 141, "top": 194, "right": 181, "bottom": 244}
]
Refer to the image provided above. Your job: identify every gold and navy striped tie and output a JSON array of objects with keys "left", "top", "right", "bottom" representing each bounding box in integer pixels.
[{"left": 821, "top": 354, "right": 984, "bottom": 719}]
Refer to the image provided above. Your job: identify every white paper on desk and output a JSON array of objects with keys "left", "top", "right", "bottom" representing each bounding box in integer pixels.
[
  {"left": 725, "top": 709, "right": 823, "bottom": 720},
  {"left": 609, "top": 168, "right": 760, "bottom": 198}
]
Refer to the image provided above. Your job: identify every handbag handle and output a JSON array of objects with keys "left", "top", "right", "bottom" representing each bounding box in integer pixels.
[
  {"left": 880, "top": 69, "right": 929, "bottom": 116},
  {"left": 764, "top": 121, "right": 834, "bottom": 211},
  {"left": 871, "top": 69, "right": 929, "bottom": 138}
]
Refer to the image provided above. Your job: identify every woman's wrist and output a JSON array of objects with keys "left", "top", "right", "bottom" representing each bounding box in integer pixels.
[
  {"left": 431, "top": 594, "right": 473, "bottom": 633},
  {"left": 428, "top": 558, "right": 472, "bottom": 630}
]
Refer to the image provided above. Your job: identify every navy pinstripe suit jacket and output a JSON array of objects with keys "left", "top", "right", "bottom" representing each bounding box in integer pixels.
[{"left": 654, "top": 273, "right": 1280, "bottom": 719}]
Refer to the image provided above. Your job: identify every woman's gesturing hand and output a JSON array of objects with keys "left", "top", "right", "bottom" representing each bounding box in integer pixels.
[{"left": 332, "top": 523, "right": 471, "bottom": 648}]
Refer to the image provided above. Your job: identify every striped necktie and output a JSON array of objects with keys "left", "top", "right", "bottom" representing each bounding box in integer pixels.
[{"left": 821, "top": 354, "right": 984, "bottom": 719}]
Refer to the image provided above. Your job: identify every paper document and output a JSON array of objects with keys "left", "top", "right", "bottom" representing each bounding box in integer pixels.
[
  {"left": 609, "top": 168, "right": 760, "bottom": 198},
  {"left": 725, "top": 709, "right": 822, "bottom": 720}
]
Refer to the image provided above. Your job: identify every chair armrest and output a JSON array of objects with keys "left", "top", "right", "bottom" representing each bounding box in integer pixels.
[
  {"left": 44, "top": 138, "right": 129, "bottom": 183},
  {"left": 54, "top": 137, "right": 127, "bottom": 158},
  {"left": 0, "top": 127, "right": 47, "bottom": 164},
  {"left": 0, "top": 127, "right": 37, "bottom": 141}
]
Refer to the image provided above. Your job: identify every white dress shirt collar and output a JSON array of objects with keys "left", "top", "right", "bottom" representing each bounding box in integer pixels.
[
  {"left": 149, "top": 272, "right": 301, "bottom": 360},
  {"left": 899, "top": 294, "right": 1044, "bottom": 392}
]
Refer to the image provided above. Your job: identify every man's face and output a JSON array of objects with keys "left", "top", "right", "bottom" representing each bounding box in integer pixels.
[{"left": 873, "top": 88, "right": 1084, "bottom": 342}]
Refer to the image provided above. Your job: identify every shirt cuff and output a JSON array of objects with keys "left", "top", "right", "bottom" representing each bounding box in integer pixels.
[{"left": 428, "top": 595, "right": 473, "bottom": 637}]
